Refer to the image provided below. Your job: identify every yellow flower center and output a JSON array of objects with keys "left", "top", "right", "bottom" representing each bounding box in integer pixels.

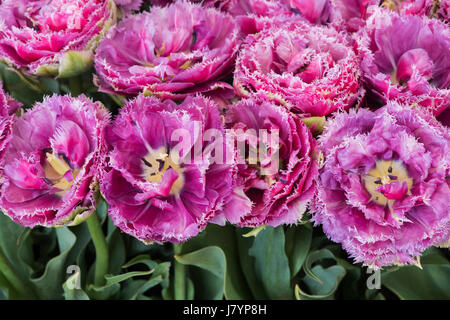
[
  {"left": 363, "top": 159, "right": 412, "bottom": 207},
  {"left": 43, "top": 152, "right": 79, "bottom": 194},
  {"left": 382, "top": 0, "right": 403, "bottom": 11},
  {"left": 142, "top": 147, "right": 184, "bottom": 196}
]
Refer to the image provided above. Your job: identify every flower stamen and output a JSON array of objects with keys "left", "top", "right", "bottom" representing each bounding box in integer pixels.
[
  {"left": 363, "top": 159, "right": 413, "bottom": 207},
  {"left": 142, "top": 147, "right": 184, "bottom": 195},
  {"left": 43, "top": 150, "right": 79, "bottom": 193}
]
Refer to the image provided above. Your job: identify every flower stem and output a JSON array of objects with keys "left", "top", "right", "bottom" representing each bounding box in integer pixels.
[
  {"left": 86, "top": 211, "right": 109, "bottom": 287},
  {"left": 0, "top": 246, "right": 33, "bottom": 298},
  {"left": 173, "top": 243, "right": 186, "bottom": 300}
]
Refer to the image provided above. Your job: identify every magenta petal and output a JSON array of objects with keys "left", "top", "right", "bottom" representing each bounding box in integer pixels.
[
  {"left": 376, "top": 181, "right": 408, "bottom": 200},
  {"left": 51, "top": 120, "right": 91, "bottom": 168},
  {"left": 396, "top": 48, "right": 434, "bottom": 82}
]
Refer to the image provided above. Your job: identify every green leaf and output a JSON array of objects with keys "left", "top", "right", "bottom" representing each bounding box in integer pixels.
[
  {"left": 30, "top": 227, "right": 77, "bottom": 299},
  {"left": 120, "top": 277, "right": 162, "bottom": 300},
  {"left": 96, "top": 197, "right": 108, "bottom": 226},
  {"left": 303, "top": 249, "right": 338, "bottom": 284},
  {"left": 334, "top": 257, "right": 363, "bottom": 299},
  {"left": 66, "top": 223, "right": 92, "bottom": 280},
  {"left": 87, "top": 282, "right": 120, "bottom": 300},
  {"left": 248, "top": 226, "right": 292, "bottom": 300},
  {"left": 107, "top": 228, "right": 126, "bottom": 275},
  {"left": 182, "top": 224, "right": 252, "bottom": 300},
  {"left": 285, "top": 224, "right": 312, "bottom": 278},
  {"left": 40, "top": 77, "right": 60, "bottom": 93},
  {"left": 186, "top": 277, "right": 195, "bottom": 300},
  {"left": 105, "top": 270, "right": 154, "bottom": 286},
  {"left": 382, "top": 264, "right": 450, "bottom": 300},
  {"left": 86, "top": 227, "right": 126, "bottom": 300},
  {"left": 297, "top": 265, "right": 346, "bottom": 300},
  {"left": 0, "top": 272, "right": 10, "bottom": 299},
  {"left": 235, "top": 228, "right": 268, "bottom": 300},
  {"left": 297, "top": 249, "right": 346, "bottom": 300},
  {"left": 121, "top": 254, "right": 158, "bottom": 270},
  {"left": 0, "top": 63, "right": 44, "bottom": 105},
  {"left": 104, "top": 258, "right": 169, "bottom": 300},
  {"left": 175, "top": 246, "right": 226, "bottom": 300},
  {"left": 0, "top": 212, "right": 34, "bottom": 285}
]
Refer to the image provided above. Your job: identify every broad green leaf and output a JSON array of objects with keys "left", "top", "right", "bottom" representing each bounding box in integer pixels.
[
  {"left": 87, "top": 282, "right": 120, "bottom": 300},
  {"left": 182, "top": 224, "right": 252, "bottom": 300},
  {"left": 186, "top": 277, "right": 195, "bottom": 300},
  {"left": 248, "top": 226, "right": 292, "bottom": 300},
  {"left": 40, "top": 77, "right": 60, "bottom": 93},
  {"left": 0, "top": 212, "right": 34, "bottom": 294},
  {"left": 96, "top": 197, "right": 108, "bottom": 225},
  {"left": 235, "top": 228, "right": 268, "bottom": 300},
  {"left": 107, "top": 228, "right": 126, "bottom": 275},
  {"left": 120, "top": 278, "right": 160, "bottom": 300},
  {"left": 285, "top": 224, "right": 313, "bottom": 278},
  {"left": 0, "top": 63, "right": 44, "bottom": 105},
  {"left": 382, "top": 264, "right": 450, "bottom": 300},
  {"left": 162, "top": 284, "right": 173, "bottom": 300},
  {"left": 420, "top": 247, "right": 449, "bottom": 265},
  {"left": 297, "top": 248, "right": 347, "bottom": 300},
  {"left": 30, "top": 227, "right": 77, "bottom": 299},
  {"left": 175, "top": 246, "right": 226, "bottom": 300},
  {"left": 303, "top": 249, "right": 338, "bottom": 284},
  {"left": 66, "top": 223, "right": 92, "bottom": 279},
  {"left": 0, "top": 288, "right": 8, "bottom": 300},
  {"left": 0, "top": 272, "right": 10, "bottom": 299},
  {"left": 86, "top": 226, "right": 125, "bottom": 300},
  {"left": 297, "top": 265, "right": 346, "bottom": 300},
  {"left": 335, "top": 258, "right": 363, "bottom": 299}
]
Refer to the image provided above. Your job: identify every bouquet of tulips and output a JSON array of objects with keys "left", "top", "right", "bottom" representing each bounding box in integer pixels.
[{"left": 0, "top": 0, "right": 448, "bottom": 301}]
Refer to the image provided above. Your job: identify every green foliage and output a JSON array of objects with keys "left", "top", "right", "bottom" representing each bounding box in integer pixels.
[{"left": 0, "top": 208, "right": 449, "bottom": 300}]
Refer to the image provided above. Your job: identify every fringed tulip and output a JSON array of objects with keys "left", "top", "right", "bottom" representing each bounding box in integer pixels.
[
  {"left": 0, "top": 94, "right": 110, "bottom": 227},
  {"left": 357, "top": 9, "right": 450, "bottom": 116},
  {"left": 94, "top": 0, "right": 239, "bottom": 99},
  {"left": 234, "top": 22, "right": 363, "bottom": 116},
  {"left": 214, "top": 95, "right": 319, "bottom": 227},
  {"left": 0, "top": 0, "right": 117, "bottom": 77},
  {"left": 101, "top": 95, "right": 234, "bottom": 243},
  {"left": 312, "top": 102, "right": 450, "bottom": 268}
]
